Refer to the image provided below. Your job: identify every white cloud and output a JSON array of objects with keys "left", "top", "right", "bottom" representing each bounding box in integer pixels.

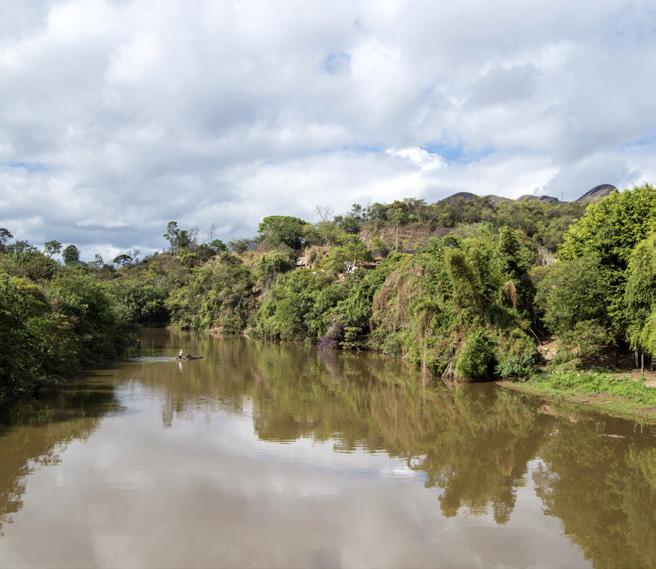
[{"left": 0, "top": 0, "right": 654, "bottom": 257}]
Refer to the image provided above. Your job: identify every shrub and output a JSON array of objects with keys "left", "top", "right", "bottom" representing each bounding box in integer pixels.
[
  {"left": 496, "top": 331, "right": 540, "bottom": 379},
  {"left": 455, "top": 329, "right": 496, "bottom": 381}
]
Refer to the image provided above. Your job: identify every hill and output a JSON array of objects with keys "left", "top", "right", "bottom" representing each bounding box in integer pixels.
[{"left": 576, "top": 184, "right": 618, "bottom": 204}]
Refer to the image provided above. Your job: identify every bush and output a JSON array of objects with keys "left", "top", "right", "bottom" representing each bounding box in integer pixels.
[
  {"left": 559, "top": 320, "right": 612, "bottom": 360},
  {"left": 536, "top": 256, "right": 610, "bottom": 337},
  {"left": 455, "top": 329, "right": 496, "bottom": 381},
  {"left": 496, "top": 331, "right": 540, "bottom": 379},
  {"left": 167, "top": 254, "right": 255, "bottom": 333},
  {"left": 0, "top": 269, "right": 131, "bottom": 403},
  {"left": 254, "top": 250, "right": 295, "bottom": 288},
  {"left": 252, "top": 270, "right": 346, "bottom": 342}
]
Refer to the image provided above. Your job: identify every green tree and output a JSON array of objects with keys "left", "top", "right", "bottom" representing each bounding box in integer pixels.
[
  {"left": 163, "top": 221, "right": 193, "bottom": 253},
  {"left": 61, "top": 244, "right": 81, "bottom": 265},
  {"left": 252, "top": 270, "right": 338, "bottom": 341},
  {"left": 559, "top": 184, "right": 656, "bottom": 335},
  {"left": 254, "top": 250, "right": 295, "bottom": 289},
  {"left": 43, "top": 240, "right": 62, "bottom": 258},
  {"left": 209, "top": 239, "right": 228, "bottom": 253},
  {"left": 559, "top": 184, "right": 656, "bottom": 269},
  {"left": 536, "top": 256, "right": 610, "bottom": 339},
  {"left": 456, "top": 328, "right": 496, "bottom": 381},
  {"left": 258, "top": 216, "right": 307, "bottom": 250},
  {"left": 0, "top": 228, "right": 12, "bottom": 252},
  {"left": 113, "top": 253, "right": 134, "bottom": 267},
  {"left": 167, "top": 254, "right": 255, "bottom": 333},
  {"left": 322, "top": 237, "right": 372, "bottom": 274},
  {"left": 496, "top": 227, "right": 535, "bottom": 314},
  {"left": 228, "top": 239, "right": 255, "bottom": 254},
  {"left": 624, "top": 233, "right": 656, "bottom": 370}
]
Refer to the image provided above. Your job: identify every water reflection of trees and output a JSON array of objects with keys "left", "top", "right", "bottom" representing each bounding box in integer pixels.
[
  {"left": 0, "top": 381, "right": 120, "bottom": 532},
  {"left": 534, "top": 418, "right": 656, "bottom": 569},
  {"left": 134, "top": 331, "right": 554, "bottom": 523},
  {"left": 115, "top": 330, "right": 656, "bottom": 566},
  {"left": 248, "top": 346, "right": 551, "bottom": 523}
]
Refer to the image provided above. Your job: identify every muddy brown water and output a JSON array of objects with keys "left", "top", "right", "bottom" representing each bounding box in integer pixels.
[{"left": 0, "top": 328, "right": 655, "bottom": 569}]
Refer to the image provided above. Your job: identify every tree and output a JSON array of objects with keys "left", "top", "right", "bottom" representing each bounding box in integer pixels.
[
  {"left": 252, "top": 270, "right": 336, "bottom": 341},
  {"left": 315, "top": 206, "right": 333, "bottom": 222},
  {"left": 258, "top": 216, "right": 307, "bottom": 250},
  {"left": 163, "top": 221, "right": 193, "bottom": 253},
  {"left": 12, "top": 250, "right": 60, "bottom": 280},
  {"left": 91, "top": 254, "right": 105, "bottom": 269},
  {"left": 496, "top": 227, "right": 534, "bottom": 314},
  {"left": 559, "top": 184, "right": 656, "bottom": 270},
  {"left": 43, "top": 240, "right": 62, "bottom": 258},
  {"left": 389, "top": 203, "right": 409, "bottom": 251},
  {"left": 9, "top": 240, "right": 36, "bottom": 254},
  {"left": 62, "top": 244, "right": 81, "bottom": 265},
  {"left": 322, "top": 237, "right": 372, "bottom": 274},
  {"left": 254, "top": 250, "right": 295, "bottom": 289},
  {"left": 624, "top": 233, "right": 656, "bottom": 370},
  {"left": 113, "top": 253, "right": 133, "bottom": 267},
  {"left": 0, "top": 227, "right": 13, "bottom": 251},
  {"left": 166, "top": 254, "right": 256, "bottom": 333},
  {"left": 536, "top": 256, "right": 610, "bottom": 339},
  {"left": 209, "top": 239, "right": 228, "bottom": 253},
  {"left": 558, "top": 184, "right": 656, "bottom": 338},
  {"left": 228, "top": 239, "right": 255, "bottom": 254}
]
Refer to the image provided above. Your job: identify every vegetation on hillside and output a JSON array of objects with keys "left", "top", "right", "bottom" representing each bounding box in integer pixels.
[{"left": 1, "top": 184, "right": 654, "bottom": 405}]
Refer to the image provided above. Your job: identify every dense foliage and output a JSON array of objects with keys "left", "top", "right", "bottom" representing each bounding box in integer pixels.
[
  {"left": 0, "top": 264, "right": 131, "bottom": 404},
  {"left": 162, "top": 184, "right": 653, "bottom": 380},
  {"left": 1, "top": 183, "right": 654, "bottom": 403}
]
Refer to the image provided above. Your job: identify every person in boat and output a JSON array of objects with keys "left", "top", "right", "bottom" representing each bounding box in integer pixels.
[{"left": 178, "top": 348, "right": 184, "bottom": 360}]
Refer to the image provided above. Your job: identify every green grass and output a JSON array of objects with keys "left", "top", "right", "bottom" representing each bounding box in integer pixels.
[{"left": 500, "top": 370, "right": 656, "bottom": 422}]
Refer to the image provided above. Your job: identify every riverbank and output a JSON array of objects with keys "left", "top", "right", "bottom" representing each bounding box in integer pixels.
[{"left": 499, "top": 370, "right": 656, "bottom": 423}]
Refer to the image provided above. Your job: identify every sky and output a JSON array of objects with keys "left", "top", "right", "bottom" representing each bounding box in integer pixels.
[{"left": 1, "top": 0, "right": 655, "bottom": 259}]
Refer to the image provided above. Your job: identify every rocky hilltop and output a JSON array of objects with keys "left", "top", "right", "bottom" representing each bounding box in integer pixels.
[
  {"left": 576, "top": 184, "right": 618, "bottom": 203},
  {"left": 437, "top": 183, "right": 618, "bottom": 205}
]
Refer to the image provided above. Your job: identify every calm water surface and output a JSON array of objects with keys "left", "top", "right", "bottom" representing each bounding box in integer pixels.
[{"left": 1, "top": 329, "right": 655, "bottom": 569}]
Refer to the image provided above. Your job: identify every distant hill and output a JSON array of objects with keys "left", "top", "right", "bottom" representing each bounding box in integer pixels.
[
  {"left": 517, "top": 195, "right": 560, "bottom": 204},
  {"left": 439, "top": 192, "right": 477, "bottom": 203},
  {"left": 576, "top": 184, "right": 618, "bottom": 204},
  {"left": 437, "top": 185, "right": 617, "bottom": 206}
]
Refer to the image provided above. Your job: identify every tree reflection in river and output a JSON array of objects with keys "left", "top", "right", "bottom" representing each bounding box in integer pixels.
[
  {"left": 0, "top": 379, "right": 121, "bottom": 533},
  {"left": 139, "top": 329, "right": 656, "bottom": 567},
  {"left": 1, "top": 328, "right": 655, "bottom": 569},
  {"left": 534, "top": 416, "right": 656, "bottom": 569}
]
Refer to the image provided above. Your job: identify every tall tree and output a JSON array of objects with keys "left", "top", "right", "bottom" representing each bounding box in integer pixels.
[
  {"left": 163, "top": 221, "right": 193, "bottom": 253},
  {"left": 43, "top": 239, "right": 62, "bottom": 258},
  {"left": 625, "top": 233, "right": 656, "bottom": 371},
  {"left": 558, "top": 184, "right": 656, "bottom": 338},
  {"left": 0, "top": 227, "right": 13, "bottom": 252},
  {"left": 62, "top": 244, "right": 81, "bottom": 265},
  {"left": 257, "top": 216, "right": 307, "bottom": 250}
]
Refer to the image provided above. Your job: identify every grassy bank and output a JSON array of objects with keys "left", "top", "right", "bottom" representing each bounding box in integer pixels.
[{"left": 499, "top": 371, "right": 656, "bottom": 423}]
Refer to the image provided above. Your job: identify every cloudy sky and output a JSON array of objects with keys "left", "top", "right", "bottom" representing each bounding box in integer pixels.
[{"left": 1, "top": 0, "right": 655, "bottom": 258}]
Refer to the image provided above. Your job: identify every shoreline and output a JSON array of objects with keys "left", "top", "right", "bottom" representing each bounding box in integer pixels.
[
  {"left": 183, "top": 327, "right": 656, "bottom": 424},
  {"left": 498, "top": 373, "right": 656, "bottom": 424}
]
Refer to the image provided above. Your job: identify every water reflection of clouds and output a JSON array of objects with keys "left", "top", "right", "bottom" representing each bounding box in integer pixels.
[{"left": 0, "top": 386, "right": 591, "bottom": 569}]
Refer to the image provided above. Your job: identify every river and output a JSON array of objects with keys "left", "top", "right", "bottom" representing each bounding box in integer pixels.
[{"left": 0, "top": 328, "right": 654, "bottom": 569}]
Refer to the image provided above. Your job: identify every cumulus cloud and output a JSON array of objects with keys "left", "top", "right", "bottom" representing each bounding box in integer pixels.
[{"left": 0, "top": 0, "right": 655, "bottom": 256}]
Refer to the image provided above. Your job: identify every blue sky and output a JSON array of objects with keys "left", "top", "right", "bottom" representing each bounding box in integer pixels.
[{"left": 0, "top": 0, "right": 655, "bottom": 259}]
